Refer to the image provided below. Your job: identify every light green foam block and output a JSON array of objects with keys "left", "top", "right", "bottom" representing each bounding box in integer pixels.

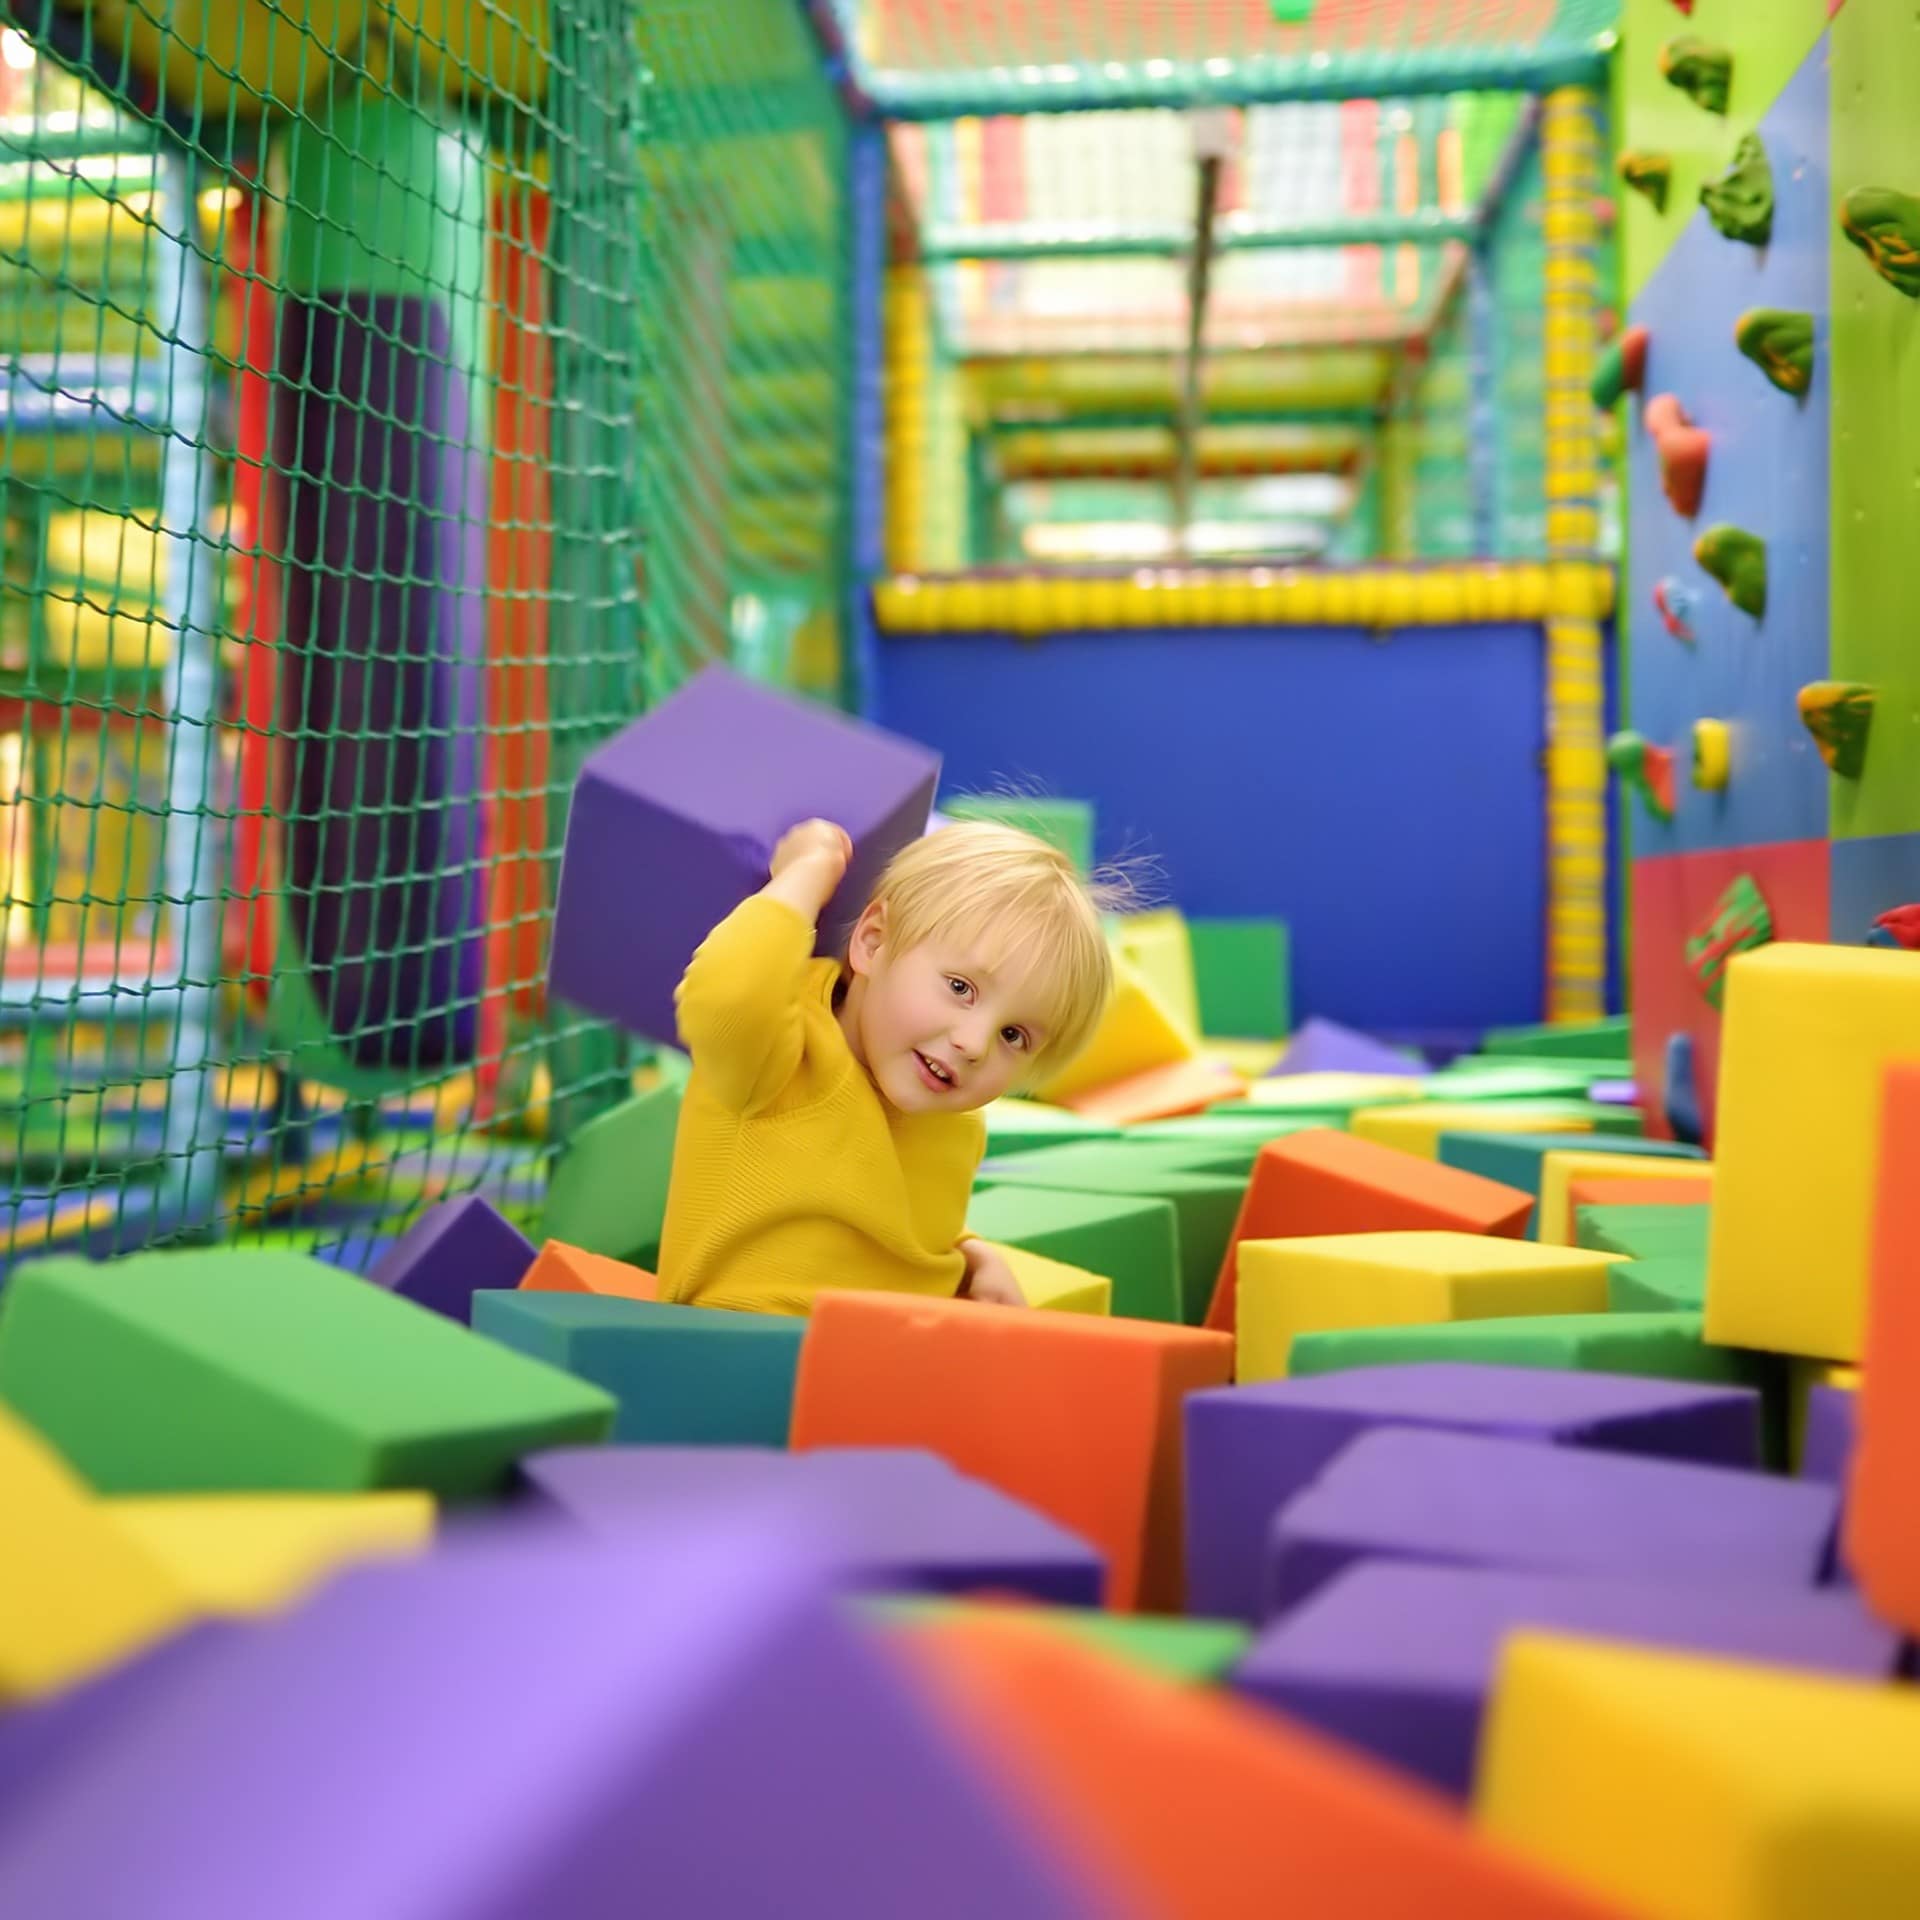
[{"left": 541, "top": 1078, "right": 682, "bottom": 1268}]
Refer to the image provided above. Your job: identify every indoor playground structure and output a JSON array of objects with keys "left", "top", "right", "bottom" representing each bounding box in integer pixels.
[{"left": 0, "top": 0, "right": 1917, "bottom": 1912}]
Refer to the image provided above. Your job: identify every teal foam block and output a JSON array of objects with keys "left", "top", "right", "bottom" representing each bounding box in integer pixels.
[
  {"left": 1608, "top": 1255, "right": 1708, "bottom": 1314},
  {"left": 970, "top": 1148, "right": 1242, "bottom": 1325},
  {"left": 1481, "top": 1015, "right": 1631, "bottom": 1060},
  {"left": 0, "top": 1251, "right": 614, "bottom": 1499},
  {"left": 472, "top": 1291, "right": 803, "bottom": 1447},
  {"left": 1577, "top": 1202, "right": 1713, "bottom": 1262},
  {"left": 1188, "top": 918, "right": 1291, "bottom": 1039},
  {"left": 964, "top": 1185, "right": 1181, "bottom": 1323},
  {"left": 1436, "top": 1133, "right": 1706, "bottom": 1238},
  {"left": 541, "top": 1080, "right": 683, "bottom": 1269}
]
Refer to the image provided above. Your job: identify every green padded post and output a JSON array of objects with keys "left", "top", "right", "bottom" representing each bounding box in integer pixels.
[
  {"left": 0, "top": 1252, "right": 613, "bottom": 1499},
  {"left": 964, "top": 1185, "right": 1181, "bottom": 1324},
  {"left": 471, "top": 1291, "right": 804, "bottom": 1447}
]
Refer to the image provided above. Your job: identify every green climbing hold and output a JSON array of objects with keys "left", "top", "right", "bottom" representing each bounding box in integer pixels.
[
  {"left": 1734, "top": 309, "right": 1814, "bottom": 396},
  {"left": 1700, "top": 134, "right": 1773, "bottom": 246},
  {"left": 1797, "top": 681, "right": 1876, "bottom": 779},
  {"left": 1269, "top": 0, "right": 1315, "bottom": 21},
  {"left": 1660, "top": 37, "right": 1732, "bottom": 115},
  {"left": 1839, "top": 187, "right": 1920, "bottom": 297},
  {"left": 1589, "top": 325, "right": 1649, "bottom": 410},
  {"left": 1685, "top": 873, "right": 1772, "bottom": 1010},
  {"left": 1607, "top": 731, "right": 1676, "bottom": 825},
  {"left": 1694, "top": 524, "right": 1766, "bottom": 619},
  {"left": 1619, "top": 151, "right": 1673, "bottom": 214}
]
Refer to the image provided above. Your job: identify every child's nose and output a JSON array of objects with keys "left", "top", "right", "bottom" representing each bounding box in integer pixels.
[{"left": 952, "top": 1014, "right": 990, "bottom": 1060}]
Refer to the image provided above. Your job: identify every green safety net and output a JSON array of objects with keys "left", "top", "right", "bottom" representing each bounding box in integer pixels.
[{"left": 0, "top": 0, "right": 848, "bottom": 1268}]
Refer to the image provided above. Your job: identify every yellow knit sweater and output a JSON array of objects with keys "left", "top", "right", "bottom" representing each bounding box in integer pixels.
[{"left": 656, "top": 894, "right": 984, "bottom": 1317}]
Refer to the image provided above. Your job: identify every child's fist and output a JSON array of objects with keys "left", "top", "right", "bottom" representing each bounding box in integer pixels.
[{"left": 771, "top": 819, "right": 852, "bottom": 883}]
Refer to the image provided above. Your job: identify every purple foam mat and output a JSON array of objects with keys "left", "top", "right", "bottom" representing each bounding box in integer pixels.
[
  {"left": 1267, "top": 1426, "right": 1840, "bottom": 1616},
  {"left": 547, "top": 665, "right": 940, "bottom": 1045},
  {"left": 366, "top": 1194, "right": 536, "bottom": 1321},
  {"left": 0, "top": 1518, "right": 1103, "bottom": 1919},
  {"left": 1185, "top": 1363, "right": 1760, "bottom": 1623},
  {"left": 1268, "top": 1018, "right": 1429, "bottom": 1080},
  {"left": 277, "top": 293, "right": 487, "bottom": 1071},
  {"left": 522, "top": 1445, "right": 1105, "bottom": 1605},
  {"left": 1234, "top": 1560, "right": 1900, "bottom": 1798}
]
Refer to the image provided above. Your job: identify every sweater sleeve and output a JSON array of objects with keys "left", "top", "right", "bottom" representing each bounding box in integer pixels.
[{"left": 673, "top": 893, "right": 818, "bottom": 1114}]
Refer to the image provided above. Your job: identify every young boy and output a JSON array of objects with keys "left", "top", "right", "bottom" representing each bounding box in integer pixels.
[{"left": 656, "top": 817, "right": 1113, "bottom": 1317}]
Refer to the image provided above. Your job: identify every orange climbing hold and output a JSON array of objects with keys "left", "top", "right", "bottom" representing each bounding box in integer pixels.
[{"left": 1644, "top": 393, "right": 1709, "bottom": 517}]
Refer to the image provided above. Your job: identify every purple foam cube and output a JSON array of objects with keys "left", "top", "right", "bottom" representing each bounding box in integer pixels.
[
  {"left": 1234, "top": 1561, "right": 1901, "bottom": 1798},
  {"left": 1269, "top": 1017, "right": 1428, "bottom": 1080},
  {"left": 521, "top": 1445, "right": 1104, "bottom": 1606},
  {"left": 0, "top": 1519, "right": 1102, "bottom": 1919},
  {"left": 548, "top": 666, "right": 941, "bottom": 1045},
  {"left": 1268, "top": 1427, "right": 1839, "bottom": 1616},
  {"left": 1801, "top": 1384, "right": 1857, "bottom": 1487},
  {"left": 1185, "top": 1362, "right": 1761, "bottom": 1622},
  {"left": 366, "top": 1194, "right": 536, "bottom": 1321}
]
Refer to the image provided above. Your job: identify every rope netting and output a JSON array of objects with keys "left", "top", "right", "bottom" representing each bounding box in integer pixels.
[{"left": 0, "top": 0, "right": 847, "bottom": 1269}]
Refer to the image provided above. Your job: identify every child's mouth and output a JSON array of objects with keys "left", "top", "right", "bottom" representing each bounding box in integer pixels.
[{"left": 914, "top": 1049, "right": 956, "bottom": 1092}]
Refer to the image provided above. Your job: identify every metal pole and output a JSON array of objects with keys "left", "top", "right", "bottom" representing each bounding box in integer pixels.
[{"left": 1172, "top": 112, "right": 1230, "bottom": 554}]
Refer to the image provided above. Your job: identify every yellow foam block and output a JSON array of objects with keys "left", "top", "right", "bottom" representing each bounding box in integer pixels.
[
  {"left": 995, "top": 1244, "right": 1112, "bottom": 1316},
  {"left": 1109, "top": 910, "right": 1201, "bottom": 1039},
  {"left": 0, "top": 1406, "right": 192, "bottom": 1704},
  {"left": 1477, "top": 1633, "right": 1920, "bottom": 1919},
  {"left": 1537, "top": 1150, "right": 1711, "bottom": 1245},
  {"left": 1235, "top": 1231, "right": 1617, "bottom": 1383},
  {"left": 1203, "top": 1039, "right": 1287, "bottom": 1078},
  {"left": 1034, "top": 958, "right": 1196, "bottom": 1106},
  {"left": 1351, "top": 1103, "right": 1593, "bottom": 1161},
  {"left": 109, "top": 1491, "right": 435, "bottom": 1616},
  {"left": 1707, "top": 944, "right": 1920, "bottom": 1361},
  {"left": 1228, "top": 1072, "right": 1426, "bottom": 1114}
]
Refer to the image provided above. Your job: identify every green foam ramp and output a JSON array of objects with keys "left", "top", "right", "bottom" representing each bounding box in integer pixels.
[
  {"left": 1608, "top": 1254, "right": 1708, "bottom": 1314},
  {"left": 0, "top": 1251, "right": 614, "bottom": 1498},
  {"left": 964, "top": 1185, "right": 1180, "bottom": 1323},
  {"left": 1188, "top": 918, "right": 1290, "bottom": 1040},
  {"left": 1576, "top": 1202, "right": 1713, "bottom": 1263},
  {"left": 541, "top": 1080, "right": 682, "bottom": 1269},
  {"left": 1481, "top": 1016, "right": 1631, "bottom": 1060},
  {"left": 983, "top": 1100, "right": 1121, "bottom": 1157},
  {"left": 472, "top": 1290, "right": 803, "bottom": 1446}
]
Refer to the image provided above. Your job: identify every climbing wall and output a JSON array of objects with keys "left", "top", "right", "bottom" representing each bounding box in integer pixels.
[{"left": 1615, "top": 0, "right": 1920, "bottom": 1140}]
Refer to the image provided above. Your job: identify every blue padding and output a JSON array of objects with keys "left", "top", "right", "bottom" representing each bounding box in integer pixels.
[{"left": 880, "top": 620, "right": 1550, "bottom": 1037}]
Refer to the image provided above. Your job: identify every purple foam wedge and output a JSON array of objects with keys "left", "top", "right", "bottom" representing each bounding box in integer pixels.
[
  {"left": 0, "top": 1519, "right": 1104, "bottom": 1919},
  {"left": 1234, "top": 1561, "right": 1901, "bottom": 1798},
  {"left": 521, "top": 1446, "right": 1104, "bottom": 1606},
  {"left": 1267, "top": 1427, "right": 1839, "bottom": 1616},
  {"left": 366, "top": 1194, "right": 536, "bottom": 1322},
  {"left": 1268, "top": 1018, "right": 1428, "bottom": 1080},
  {"left": 1801, "top": 1384, "right": 1857, "bottom": 1487},
  {"left": 547, "top": 665, "right": 940, "bottom": 1045},
  {"left": 1186, "top": 1363, "right": 1761, "bottom": 1622}
]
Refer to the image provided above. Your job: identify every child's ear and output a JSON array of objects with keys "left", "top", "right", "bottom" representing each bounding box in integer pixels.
[{"left": 846, "top": 900, "right": 887, "bottom": 977}]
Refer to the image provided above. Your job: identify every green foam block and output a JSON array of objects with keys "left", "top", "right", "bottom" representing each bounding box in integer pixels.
[
  {"left": 1480, "top": 1016, "right": 1631, "bottom": 1061},
  {"left": 1437, "top": 1132, "right": 1705, "bottom": 1237},
  {"left": 974, "top": 1148, "right": 1243, "bottom": 1325},
  {"left": 983, "top": 1100, "right": 1122, "bottom": 1157},
  {"left": 1121, "top": 1113, "right": 1322, "bottom": 1174},
  {"left": 943, "top": 795, "right": 1094, "bottom": 875},
  {"left": 965, "top": 1185, "right": 1180, "bottom": 1323},
  {"left": 1424, "top": 1062, "right": 1637, "bottom": 1104},
  {"left": 472, "top": 1290, "right": 803, "bottom": 1447},
  {"left": 862, "top": 1597, "right": 1251, "bottom": 1683},
  {"left": 1188, "top": 918, "right": 1291, "bottom": 1040},
  {"left": 541, "top": 1079, "right": 683, "bottom": 1269},
  {"left": 1576, "top": 1202, "right": 1713, "bottom": 1263},
  {"left": 1286, "top": 1310, "right": 1767, "bottom": 1394},
  {"left": 1608, "top": 1255, "right": 1708, "bottom": 1314},
  {"left": 0, "top": 1251, "right": 614, "bottom": 1499}
]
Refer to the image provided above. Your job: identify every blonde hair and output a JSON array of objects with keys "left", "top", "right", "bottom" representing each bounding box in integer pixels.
[{"left": 862, "top": 821, "right": 1121, "bottom": 1073}]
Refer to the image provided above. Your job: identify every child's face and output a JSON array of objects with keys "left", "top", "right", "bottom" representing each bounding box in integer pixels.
[{"left": 847, "top": 914, "right": 1048, "bottom": 1115}]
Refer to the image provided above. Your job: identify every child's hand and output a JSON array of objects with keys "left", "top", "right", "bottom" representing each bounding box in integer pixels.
[
  {"left": 771, "top": 819, "right": 853, "bottom": 886},
  {"left": 960, "top": 1237, "right": 1029, "bottom": 1308}
]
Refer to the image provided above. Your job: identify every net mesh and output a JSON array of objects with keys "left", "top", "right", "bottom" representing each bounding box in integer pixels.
[{"left": 0, "top": 0, "right": 848, "bottom": 1269}]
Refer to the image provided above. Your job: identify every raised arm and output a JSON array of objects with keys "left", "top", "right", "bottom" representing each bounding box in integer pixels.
[{"left": 672, "top": 820, "right": 853, "bottom": 1112}]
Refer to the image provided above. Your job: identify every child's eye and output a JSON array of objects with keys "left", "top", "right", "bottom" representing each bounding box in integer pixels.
[
  {"left": 946, "top": 976, "right": 973, "bottom": 1000},
  {"left": 1001, "top": 1026, "right": 1029, "bottom": 1051}
]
